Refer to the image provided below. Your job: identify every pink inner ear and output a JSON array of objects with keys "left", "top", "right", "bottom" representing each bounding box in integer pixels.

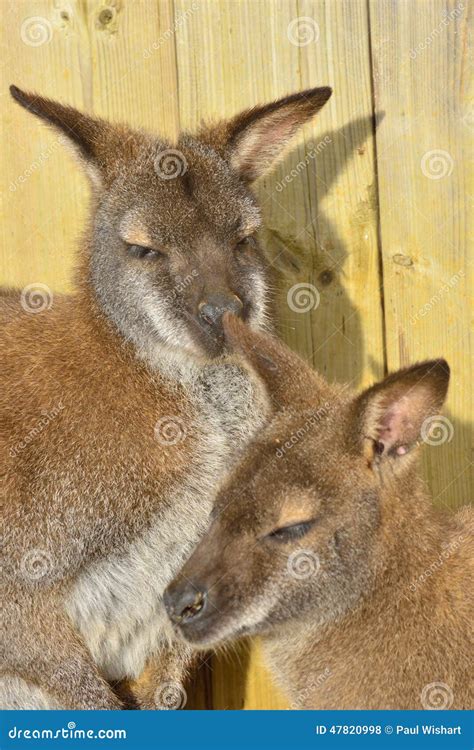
[
  {"left": 377, "top": 398, "right": 414, "bottom": 453},
  {"left": 240, "top": 111, "right": 300, "bottom": 167},
  {"left": 268, "top": 114, "right": 298, "bottom": 144},
  {"left": 362, "top": 359, "right": 449, "bottom": 460}
]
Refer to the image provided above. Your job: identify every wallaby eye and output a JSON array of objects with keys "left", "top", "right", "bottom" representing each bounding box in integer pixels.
[
  {"left": 234, "top": 236, "right": 253, "bottom": 252},
  {"left": 127, "top": 244, "right": 161, "bottom": 260},
  {"left": 266, "top": 520, "right": 315, "bottom": 543}
]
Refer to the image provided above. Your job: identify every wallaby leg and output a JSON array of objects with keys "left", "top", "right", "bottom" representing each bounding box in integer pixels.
[
  {"left": 4, "top": 595, "right": 122, "bottom": 710},
  {"left": 124, "top": 642, "right": 196, "bottom": 710}
]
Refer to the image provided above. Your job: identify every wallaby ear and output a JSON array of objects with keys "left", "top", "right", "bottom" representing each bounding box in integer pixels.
[
  {"left": 353, "top": 359, "right": 450, "bottom": 463},
  {"left": 10, "top": 86, "right": 116, "bottom": 187},
  {"left": 203, "top": 87, "right": 332, "bottom": 182},
  {"left": 223, "top": 313, "right": 328, "bottom": 411}
]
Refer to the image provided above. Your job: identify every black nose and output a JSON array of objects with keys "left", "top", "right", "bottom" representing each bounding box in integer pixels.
[
  {"left": 164, "top": 583, "right": 208, "bottom": 625},
  {"left": 199, "top": 293, "right": 243, "bottom": 328}
]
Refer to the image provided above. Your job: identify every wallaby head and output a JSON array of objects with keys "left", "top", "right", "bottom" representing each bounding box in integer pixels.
[
  {"left": 164, "top": 315, "right": 450, "bottom": 647},
  {"left": 10, "top": 85, "right": 331, "bottom": 360}
]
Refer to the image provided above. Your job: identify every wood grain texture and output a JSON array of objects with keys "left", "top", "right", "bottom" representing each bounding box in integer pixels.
[
  {"left": 1, "top": 0, "right": 88, "bottom": 291},
  {"left": 369, "top": 0, "right": 472, "bottom": 510},
  {"left": 1, "top": 0, "right": 471, "bottom": 710}
]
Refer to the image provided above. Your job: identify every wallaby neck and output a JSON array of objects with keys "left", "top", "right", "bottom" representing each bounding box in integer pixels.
[{"left": 261, "top": 486, "right": 452, "bottom": 708}]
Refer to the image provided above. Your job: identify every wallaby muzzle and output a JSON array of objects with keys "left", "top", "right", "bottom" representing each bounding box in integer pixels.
[
  {"left": 164, "top": 581, "right": 210, "bottom": 636},
  {"left": 198, "top": 292, "right": 244, "bottom": 329}
]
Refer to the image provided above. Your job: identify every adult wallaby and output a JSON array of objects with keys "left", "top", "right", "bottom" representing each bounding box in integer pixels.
[
  {"left": 165, "top": 314, "right": 473, "bottom": 710},
  {"left": 0, "top": 85, "right": 332, "bottom": 709}
]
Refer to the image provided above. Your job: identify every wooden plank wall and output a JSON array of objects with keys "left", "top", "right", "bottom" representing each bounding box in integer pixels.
[{"left": 1, "top": 0, "right": 471, "bottom": 710}]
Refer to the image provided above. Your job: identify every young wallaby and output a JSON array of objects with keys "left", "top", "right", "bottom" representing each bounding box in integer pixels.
[
  {"left": 0, "top": 85, "right": 332, "bottom": 709},
  {"left": 165, "top": 314, "right": 473, "bottom": 710}
]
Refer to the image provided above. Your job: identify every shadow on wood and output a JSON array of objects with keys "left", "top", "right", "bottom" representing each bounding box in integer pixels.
[{"left": 261, "top": 113, "right": 384, "bottom": 389}]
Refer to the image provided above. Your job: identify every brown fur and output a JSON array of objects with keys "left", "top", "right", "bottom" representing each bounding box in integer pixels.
[
  {"left": 165, "top": 315, "right": 473, "bottom": 710},
  {"left": 1, "top": 86, "right": 332, "bottom": 709},
  {"left": 1, "top": 290, "right": 196, "bottom": 708}
]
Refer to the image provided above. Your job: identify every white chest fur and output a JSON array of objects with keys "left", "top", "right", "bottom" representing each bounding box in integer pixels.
[{"left": 66, "top": 358, "right": 269, "bottom": 680}]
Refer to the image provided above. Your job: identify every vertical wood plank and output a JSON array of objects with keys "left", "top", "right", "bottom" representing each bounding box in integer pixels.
[
  {"left": 369, "top": 0, "right": 472, "bottom": 510},
  {"left": 87, "top": 0, "right": 180, "bottom": 136},
  {"left": 1, "top": 0, "right": 89, "bottom": 291},
  {"left": 278, "top": 0, "right": 385, "bottom": 390}
]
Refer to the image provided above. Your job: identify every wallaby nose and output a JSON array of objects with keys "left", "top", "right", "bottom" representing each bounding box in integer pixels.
[
  {"left": 164, "top": 583, "right": 208, "bottom": 625},
  {"left": 198, "top": 293, "right": 243, "bottom": 328}
]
